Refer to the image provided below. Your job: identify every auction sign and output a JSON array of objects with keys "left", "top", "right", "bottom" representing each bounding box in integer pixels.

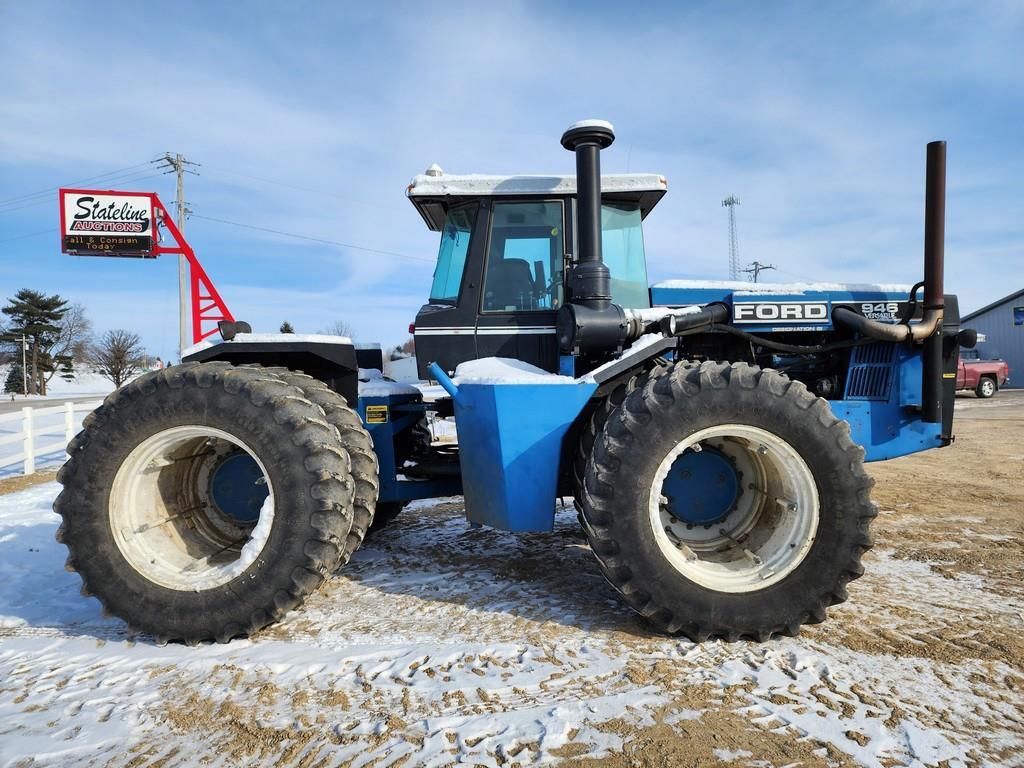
[{"left": 59, "top": 189, "right": 155, "bottom": 257}]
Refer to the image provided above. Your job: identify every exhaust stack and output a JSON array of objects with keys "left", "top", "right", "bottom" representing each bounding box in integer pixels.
[
  {"left": 560, "top": 120, "right": 616, "bottom": 310},
  {"left": 831, "top": 140, "right": 948, "bottom": 423},
  {"left": 920, "top": 140, "right": 946, "bottom": 423},
  {"left": 832, "top": 141, "right": 947, "bottom": 349},
  {"left": 557, "top": 119, "right": 631, "bottom": 356}
]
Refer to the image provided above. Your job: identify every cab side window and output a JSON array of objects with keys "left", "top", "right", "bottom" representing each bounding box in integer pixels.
[{"left": 483, "top": 202, "right": 564, "bottom": 312}]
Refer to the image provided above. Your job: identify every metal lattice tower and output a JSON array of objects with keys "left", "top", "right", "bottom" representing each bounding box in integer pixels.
[{"left": 722, "top": 195, "right": 741, "bottom": 280}]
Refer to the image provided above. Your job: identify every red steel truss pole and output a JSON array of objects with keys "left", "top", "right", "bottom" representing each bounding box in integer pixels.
[{"left": 151, "top": 196, "right": 234, "bottom": 345}]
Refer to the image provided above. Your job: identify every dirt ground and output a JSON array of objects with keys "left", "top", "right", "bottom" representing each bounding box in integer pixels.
[
  {"left": 0, "top": 391, "right": 1021, "bottom": 767},
  {"left": 0, "top": 469, "right": 57, "bottom": 496}
]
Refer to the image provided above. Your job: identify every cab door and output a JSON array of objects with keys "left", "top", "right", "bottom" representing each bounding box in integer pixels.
[{"left": 475, "top": 200, "right": 568, "bottom": 372}]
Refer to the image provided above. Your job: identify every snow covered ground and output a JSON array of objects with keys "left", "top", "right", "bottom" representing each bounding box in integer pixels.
[
  {"left": 1, "top": 391, "right": 1021, "bottom": 767},
  {"left": 2, "top": 462, "right": 1022, "bottom": 766},
  {"left": 0, "top": 364, "right": 117, "bottom": 401}
]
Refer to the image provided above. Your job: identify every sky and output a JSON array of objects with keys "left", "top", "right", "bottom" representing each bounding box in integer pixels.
[{"left": 1, "top": 1, "right": 1022, "bottom": 360}]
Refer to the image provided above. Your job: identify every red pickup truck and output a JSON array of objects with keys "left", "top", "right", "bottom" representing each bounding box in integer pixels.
[{"left": 957, "top": 349, "right": 1010, "bottom": 398}]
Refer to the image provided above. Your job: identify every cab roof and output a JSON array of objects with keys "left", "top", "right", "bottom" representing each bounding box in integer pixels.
[{"left": 406, "top": 171, "right": 668, "bottom": 231}]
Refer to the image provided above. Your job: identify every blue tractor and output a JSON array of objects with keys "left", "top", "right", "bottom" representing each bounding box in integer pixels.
[{"left": 55, "top": 121, "right": 973, "bottom": 644}]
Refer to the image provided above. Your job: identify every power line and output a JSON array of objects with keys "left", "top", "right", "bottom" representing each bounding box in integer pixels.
[
  {"left": 201, "top": 164, "right": 391, "bottom": 211},
  {"left": 188, "top": 213, "right": 433, "bottom": 263},
  {"left": 0, "top": 171, "right": 166, "bottom": 214},
  {"left": 0, "top": 162, "right": 154, "bottom": 206},
  {"left": 0, "top": 227, "right": 58, "bottom": 244},
  {"left": 771, "top": 264, "right": 827, "bottom": 284},
  {"left": 0, "top": 210, "right": 430, "bottom": 267}
]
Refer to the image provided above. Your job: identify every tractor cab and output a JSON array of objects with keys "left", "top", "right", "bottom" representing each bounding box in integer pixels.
[{"left": 408, "top": 170, "right": 667, "bottom": 378}]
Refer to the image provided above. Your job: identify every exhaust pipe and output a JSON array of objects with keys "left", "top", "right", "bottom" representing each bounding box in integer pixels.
[
  {"left": 561, "top": 120, "right": 616, "bottom": 310},
  {"left": 832, "top": 140, "right": 946, "bottom": 345},
  {"left": 832, "top": 140, "right": 947, "bottom": 422},
  {"left": 557, "top": 120, "right": 632, "bottom": 355},
  {"left": 920, "top": 140, "right": 947, "bottom": 423}
]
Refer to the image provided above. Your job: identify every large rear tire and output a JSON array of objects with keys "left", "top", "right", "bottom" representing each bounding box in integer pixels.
[
  {"left": 261, "top": 368, "right": 379, "bottom": 563},
  {"left": 580, "top": 361, "right": 876, "bottom": 641},
  {"left": 571, "top": 362, "right": 671, "bottom": 512},
  {"left": 54, "top": 362, "right": 355, "bottom": 644}
]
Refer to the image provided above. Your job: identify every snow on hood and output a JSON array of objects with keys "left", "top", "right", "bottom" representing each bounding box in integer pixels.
[
  {"left": 453, "top": 358, "right": 576, "bottom": 385},
  {"left": 652, "top": 279, "right": 913, "bottom": 296},
  {"left": 182, "top": 333, "right": 353, "bottom": 358},
  {"left": 358, "top": 368, "right": 421, "bottom": 397}
]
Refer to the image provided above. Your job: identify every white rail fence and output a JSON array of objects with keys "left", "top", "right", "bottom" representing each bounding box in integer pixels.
[{"left": 0, "top": 401, "right": 103, "bottom": 476}]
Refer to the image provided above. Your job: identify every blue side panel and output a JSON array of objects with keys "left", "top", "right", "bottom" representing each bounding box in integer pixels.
[
  {"left": 831, "top": 343, "right": 941, "bottom": 460},
  {"left": 830, "top": 401, "right": 942, "bottom": 460},
  {"left": 451, "top": 382, "right": 598, "bottom": 532}
]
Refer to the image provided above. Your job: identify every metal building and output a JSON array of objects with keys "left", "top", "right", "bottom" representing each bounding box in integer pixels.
[{"left": 962, "top": 287, "right": 1024, "bottom": 388}]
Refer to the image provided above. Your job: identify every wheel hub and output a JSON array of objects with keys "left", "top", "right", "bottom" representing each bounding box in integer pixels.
[
  {"left": 662, "top": 446, "right": 740, "bottom": 526},
  {"left": 210, "top": 452, "right": 269, "bottom": 525}
]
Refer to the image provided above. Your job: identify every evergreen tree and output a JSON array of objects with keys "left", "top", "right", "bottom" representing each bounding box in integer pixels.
[
  {"left": 279, "top": 321, "right": 295, "bottom": 333},
  {"left": 4, "top": 362, "right": 24, "bottom": 394},
  {"left": 1, "top": 289, "right": 69, "bottom": 396}
]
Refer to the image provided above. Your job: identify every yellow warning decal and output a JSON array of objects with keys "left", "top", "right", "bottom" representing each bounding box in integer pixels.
[
  {"left": 365, "top": 405, "right": 389, "bottom": 424},
  {"left": 943, "top": 373, "right": 956, "bottom": 378}
]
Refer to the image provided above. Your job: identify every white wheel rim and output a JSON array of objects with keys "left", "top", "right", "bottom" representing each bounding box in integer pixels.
[
  {"left": 648, "top": 424, "right": 819, "bottom": 593},
  {"left": 109, "top": 426, "right": 275, "bottom": 591},
  {"left": 982, "top": 380, "right": 994, "bottom": 396}
]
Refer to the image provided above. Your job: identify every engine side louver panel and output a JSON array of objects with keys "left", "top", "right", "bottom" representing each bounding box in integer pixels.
[{"left": 845, "top": 343, "right": 895, "bottom": 400}]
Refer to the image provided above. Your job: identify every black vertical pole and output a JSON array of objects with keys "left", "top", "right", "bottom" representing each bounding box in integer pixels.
[
  {"left": 561, "top": 121, "right": 615, "bottom": 310},
  {"left": 922, "top": 141, "right": 946, "bottom": 424},
  {"left": 574, "top": 141, "right": 604, "bottom": 267}
]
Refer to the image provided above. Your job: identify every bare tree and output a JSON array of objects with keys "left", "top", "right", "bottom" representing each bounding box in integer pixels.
[
  {"left": 321, "top": 319, "right": 354, "bottom": 339},
  {"left": 90, "top": 329, "right": 143, "bottom": 388},
  {"left": 46, "top": 302, "right": 92, "bottom": 385}
]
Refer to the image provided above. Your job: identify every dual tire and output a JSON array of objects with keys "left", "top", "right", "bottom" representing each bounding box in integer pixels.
[
  {"left": 578, "top": 361, "right": 877, "bottom": 641},
  {"left": 55, "top": 362, "right": 377, "bottom": 644}
]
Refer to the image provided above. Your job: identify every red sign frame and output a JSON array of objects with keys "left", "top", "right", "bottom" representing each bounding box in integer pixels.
[
  {"left": 60, "top": 188, "right": 156, "bottom": 258},
  {"left": 58, "top": 188, "right": 234, "bottom": 344}
]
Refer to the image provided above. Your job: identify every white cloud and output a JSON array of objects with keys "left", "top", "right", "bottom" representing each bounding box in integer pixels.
[{"left": 1, "top": 0, "right": 1021, "bottom": 356}]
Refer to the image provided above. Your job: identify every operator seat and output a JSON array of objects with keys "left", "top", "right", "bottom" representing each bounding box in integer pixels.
[{"left": 485, "top": 258, "right": 536, "bottom": 311}]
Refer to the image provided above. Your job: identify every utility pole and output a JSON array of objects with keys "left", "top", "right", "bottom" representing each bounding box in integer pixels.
[
  {"left": 722, "top": 195, "right": 741, "bottom": 280},
  {"left": 742, "top": 261, "right": 776, "bottom": 283},
  {"left": 157, "top": 153, "right": 200, "bottom": 357}
]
